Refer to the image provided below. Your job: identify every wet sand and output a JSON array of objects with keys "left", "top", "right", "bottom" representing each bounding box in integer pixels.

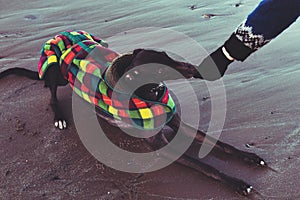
[{"left": 1, "top": 0, "right": 300, "bottom": 199}]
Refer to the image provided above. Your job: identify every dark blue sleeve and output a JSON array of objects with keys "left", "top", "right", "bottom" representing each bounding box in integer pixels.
[{"left": 235, "top": 0, "right": 299, "bottom": 50}]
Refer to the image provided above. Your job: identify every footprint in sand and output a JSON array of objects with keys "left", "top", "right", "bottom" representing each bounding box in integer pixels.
[
  {"left": 24, "top": 14, "right": 37, "bottom": 20},
  {"left": 188, "top": 4, "right": 205, "bottom": 10},
  {"left": 188, "top": 5, "right": 198, "bottom": 10},
  {"left": 0, "top": 32, "right": 23, "bottom": 38},
  {"left": 234, "top": 2, "right": 243, "bottom": 7},
  {"left": 202, "top": 14, "right": 231, "bottom": 19}
]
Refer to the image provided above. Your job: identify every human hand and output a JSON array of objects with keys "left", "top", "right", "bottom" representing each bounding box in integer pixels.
[{"left": 194, "top": 47, "right": 233, "bottom": 81}]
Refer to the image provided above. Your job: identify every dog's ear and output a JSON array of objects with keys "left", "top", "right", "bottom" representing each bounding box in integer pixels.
[
  {"left": 132, "top": 49, "right": 143, "bottom": 55},
  {"left": 111, "top": 53, "right": 136, "bottom": 78},
  {"left": 112, "top": 49, "right": 145, "bottom": 77}
]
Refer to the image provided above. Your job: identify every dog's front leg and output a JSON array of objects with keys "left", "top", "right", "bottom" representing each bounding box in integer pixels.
[
  {"left": 145, "top": 133, "right": 254, "bottom": 196},
  {"left": 167, "top": 114, "right": 266, "bottom": 166},
  {"left": 177, "top": 154, "right": 254, "bottom": 196}
]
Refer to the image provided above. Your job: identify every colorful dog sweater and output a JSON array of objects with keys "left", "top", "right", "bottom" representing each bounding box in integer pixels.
[{"left": 38, "top": 30, "right": 176, "bottom": 130}]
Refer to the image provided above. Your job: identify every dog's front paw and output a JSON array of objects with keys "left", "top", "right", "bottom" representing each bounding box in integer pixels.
[
  {"left": 239, "top": 151, "right": 266, "bottom": 167},
  {"left": 54, "top": 120, "right": 67, "bottom": 130}
]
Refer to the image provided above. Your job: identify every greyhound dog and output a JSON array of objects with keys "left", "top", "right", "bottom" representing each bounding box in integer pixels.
[{"left": 0, "top": 30, "right": 266, "bottom": 195}]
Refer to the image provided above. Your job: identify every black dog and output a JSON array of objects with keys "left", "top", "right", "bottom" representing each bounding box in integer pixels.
[{"left": 0, "top": 31, "right": 267, "bottom": 195}]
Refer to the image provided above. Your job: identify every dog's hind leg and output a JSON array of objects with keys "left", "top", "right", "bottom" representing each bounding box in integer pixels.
[
  {"left": 146, "top": 133, "right": 253, "bottom": 196},
  {"left": 44, "top": 65, "right": 68, "bottom": 130},
  {"left": 167, "top": 114, "right": 266, "bottom": 166},
  {"left": 48, "top": 83, "right": 67, "bottom": 130}
]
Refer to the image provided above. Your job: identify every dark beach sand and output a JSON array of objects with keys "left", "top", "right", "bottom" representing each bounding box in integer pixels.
[{"left": 1, "top": 0, "right": 300, "bottom": 199}]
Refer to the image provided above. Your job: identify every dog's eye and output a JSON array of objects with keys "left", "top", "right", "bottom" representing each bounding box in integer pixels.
[
  {"left": 158, "top": 82, "right": 164, "bottom": 88},
  {"left": 125, "top": 74, "right": 133, "bottom": 81}
]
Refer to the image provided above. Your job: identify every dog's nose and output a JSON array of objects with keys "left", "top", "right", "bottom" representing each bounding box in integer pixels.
[{"left": 184, "top": 63, "right": 200, "bottom": 78}]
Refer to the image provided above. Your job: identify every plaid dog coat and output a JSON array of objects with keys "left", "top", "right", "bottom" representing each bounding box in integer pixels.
[{"left": 38, "top": 30, "right": 176, "bottom": 130}]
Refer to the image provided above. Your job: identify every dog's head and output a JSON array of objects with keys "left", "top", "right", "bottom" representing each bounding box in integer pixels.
[{"left": 108, "top": 49, "right": 198, "bottom": 101}]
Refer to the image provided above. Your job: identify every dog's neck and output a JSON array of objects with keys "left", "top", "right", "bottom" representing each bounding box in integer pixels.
[
  {"left": 104, "top": 62, "right": 126, "bottom": 91},
  {"left": 104, "top": 53, "right": 137, "bottom": 92},
  {"left": 104, "top": 66, "right": 116, "bottom": 87}
]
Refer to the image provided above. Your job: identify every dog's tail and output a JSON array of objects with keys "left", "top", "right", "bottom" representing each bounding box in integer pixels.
[{"left": 0, "top": 68, "right": 40, "bottom": 80}]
